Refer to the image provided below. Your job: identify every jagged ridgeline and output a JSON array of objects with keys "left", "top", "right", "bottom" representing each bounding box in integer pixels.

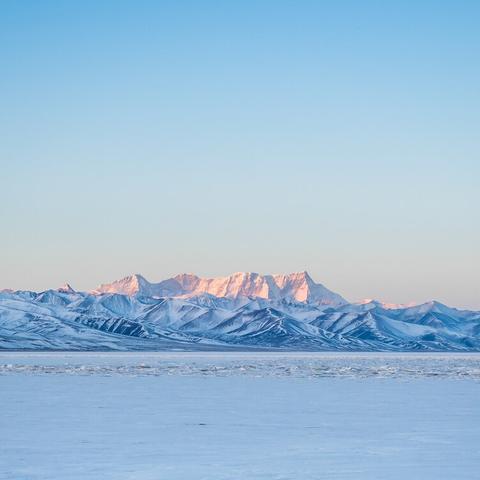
[{"left": 1, "top": 272, "right": 479, "bottom": 351}]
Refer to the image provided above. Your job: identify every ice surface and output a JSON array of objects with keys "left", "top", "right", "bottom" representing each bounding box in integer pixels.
[
  {"left": 1, "top": 353, "right": 479, "bottom": 480},
  {"left": 1, "top": 352, "right": 480, "bottom": 379}
]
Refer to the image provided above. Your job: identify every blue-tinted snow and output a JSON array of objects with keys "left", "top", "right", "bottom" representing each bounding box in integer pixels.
[{"left": 1, "top": 353, "right": 479, "bottom": 480}]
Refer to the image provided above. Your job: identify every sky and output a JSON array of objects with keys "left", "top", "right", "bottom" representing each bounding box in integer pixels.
[{"left": 1, "top": 0, "right": 479, "bottom": 308}]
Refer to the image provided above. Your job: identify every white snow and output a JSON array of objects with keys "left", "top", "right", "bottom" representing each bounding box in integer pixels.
[
  {"left": 2, "top": 286, "right": 480, "bottom": 350},
  {"left": 92, "top": 271, "right": 347, "bottom": 305},
  {"left": 0, "top": 352, "right": 479, "bottom": 479}
]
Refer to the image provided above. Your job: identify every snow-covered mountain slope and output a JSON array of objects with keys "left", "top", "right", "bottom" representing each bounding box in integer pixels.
[
  {"left": 1, "top": 274, "right": 479, "bottom": 351},
  {"left": 93, "top": 271, "right": 347, "bottom": 306}
]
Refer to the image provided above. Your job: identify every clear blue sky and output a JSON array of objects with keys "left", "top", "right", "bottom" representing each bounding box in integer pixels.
[{"left": 1, "top": 0, "right": 479, "bottom": 308}]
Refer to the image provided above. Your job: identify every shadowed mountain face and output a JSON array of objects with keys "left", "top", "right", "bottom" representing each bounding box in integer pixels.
[{"left": 1, "top": 273, "right": 479, "bottom": 351}]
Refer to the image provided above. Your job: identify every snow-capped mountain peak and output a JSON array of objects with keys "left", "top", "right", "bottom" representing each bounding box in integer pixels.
[
  {"left": 57, "top": 283, "right": 76, "bottom": 294},
  {"left": 357, "top": 298, "right": 419, "bottom": 310},
  {"left": 92, "top": 274, "right": 147, "bottom": 296},
  {"left": 91, "top": 271, "right": 347, "bottom": 305},
  {"left": 271, "top": 271, "right": 331, "bottom": 303},
  {"left": 406, "top": 300, "right": 460, "bottom": 316},
  {"left": 173, "top": 272, "right": 277, "bottom": 300}
]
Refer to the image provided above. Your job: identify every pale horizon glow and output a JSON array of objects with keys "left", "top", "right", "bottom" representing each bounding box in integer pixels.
[{"left": 1, "top": 1, "right": 479, "bottom": 309}]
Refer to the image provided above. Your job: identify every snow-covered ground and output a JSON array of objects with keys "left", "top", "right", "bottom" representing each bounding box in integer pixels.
[{"left": 1, "top": 353, "right": 479, "bottom": 479}]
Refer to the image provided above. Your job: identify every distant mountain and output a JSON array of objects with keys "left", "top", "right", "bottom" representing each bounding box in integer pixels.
[
  {"left": 92, "top": 271, "right": 347, "bottom": 306},
  {"left": 1, "top": 272, "right": 479, "bottom": 351}
]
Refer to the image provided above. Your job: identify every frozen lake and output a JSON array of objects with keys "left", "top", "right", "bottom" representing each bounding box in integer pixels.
[{"left": 1, "top": 353, "right": 479, "bottom": 479}]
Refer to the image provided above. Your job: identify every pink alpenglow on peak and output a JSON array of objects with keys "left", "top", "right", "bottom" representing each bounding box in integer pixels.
[
  {"left": 92, "top": 274, "right": 149, "bottom": 296},
  {"left": 357, "top": 299, "right": 419, "bottom": 310},
  {"left": 92, "top": 272, "right": 348, "bottom": 306}
]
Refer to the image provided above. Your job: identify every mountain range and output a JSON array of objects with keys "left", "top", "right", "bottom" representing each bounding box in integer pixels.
[{"left": 1, "top": 272, "right": 479, "bottom": 351}]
